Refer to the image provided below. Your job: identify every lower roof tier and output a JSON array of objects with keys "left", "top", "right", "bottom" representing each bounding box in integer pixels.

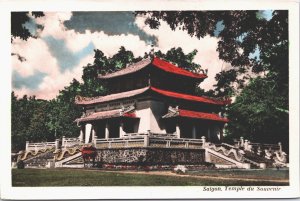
[
  {"left": 162, "top": 108, "right": 229, "bottom": 123},
  {"left": 75, "top": 86, "right": 231, "bottom": 106},
  {"left": 75, "top": 106, "right": 137, "bottom": 123},
  {"left": 75, "top": 106, "right": 228, "bottom": 124}
]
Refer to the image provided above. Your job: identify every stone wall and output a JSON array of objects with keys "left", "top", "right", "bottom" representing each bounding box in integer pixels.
[{"left": 96, "top": 147, "right": 205, "bottom": 165}]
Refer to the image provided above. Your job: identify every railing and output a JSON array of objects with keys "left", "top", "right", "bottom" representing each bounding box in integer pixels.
[
  {"left": 235, "top": 137, "right": 283, "bottom": 153},
  {"left": 149, "top": 137, "right": 203, "bottom": 148},
  {"left": 26, "top": 141, "right": 57, "bottom": 152},
  {"left": 94, "top": 132, "right": 205, "bottom": 149},
  {"left": 62, "top": 136, "right": 82, "bottom": 149}
]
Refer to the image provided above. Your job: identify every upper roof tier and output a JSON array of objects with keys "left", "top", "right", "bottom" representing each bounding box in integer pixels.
[{"left": 98, "top": 56, "right": 207, "bottom": 80}]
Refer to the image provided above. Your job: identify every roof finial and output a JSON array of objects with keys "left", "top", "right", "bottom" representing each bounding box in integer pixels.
[{"left": 150, "top": 44, "right": 155, "bottom": 59}]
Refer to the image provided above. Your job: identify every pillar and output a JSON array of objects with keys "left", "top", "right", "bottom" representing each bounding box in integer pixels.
[
  {"left": 119, "top": 122, "right": 126, "bottom": 138},
  {"left": 79, "top": 126, "right": 84, "bottom": 143},
  {"left": 219, "top": 126, "right": 224, "bottom": 141},
  {"left": 192, "top": 125, "right": 196, "bottom": 139},
  {"left": 176, "top": 124, "right": 180, "bottom": 138},
  {"left": 91, "top": 125, "right": 96, "bottom": 140},
  {"left": 105, "top": 122, "right": 109, "bottom": 139},
  {"left": 85, "top": 123, "right": 92, "bottom": 144}
]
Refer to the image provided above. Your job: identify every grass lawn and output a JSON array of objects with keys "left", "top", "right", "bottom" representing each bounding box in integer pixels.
[
  {"left": 186, "top": 169, "right": 289, "bottom": 180},
  {"left": 12, "top": 168, "right": 289, "bottom": 186}
]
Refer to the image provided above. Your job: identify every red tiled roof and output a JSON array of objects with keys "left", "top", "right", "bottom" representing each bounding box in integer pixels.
[
  {"left": 152, "top": 57, "right": 207, "bottom": 79},
  {"left": 75, "top": 87, "right": 149, "bottom": 105},
  {"left": 75, "top": 86, "right": 230, "bottom": 106},
  {"left": 179, "top": 109, "right": 229, "bottom": 122},
  {"left": 98, "top": 57, "right": 207, "bottom": 80},
  {"left": 98, "top": 58, "right": 152, "bottom": 79},
  {"left": 163, "top": 108, "right": 229, "bottom": 123},
  {"left": 150, "top": 86, "right": 230, "bottom": 105},
  {"left": 75, "top": 109, "right": 137, "bottom": 123}
]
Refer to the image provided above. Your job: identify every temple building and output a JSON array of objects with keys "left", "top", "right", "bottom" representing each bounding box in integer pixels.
[{"left": 74, "top": 56, "right": 230, "bottom": 144}]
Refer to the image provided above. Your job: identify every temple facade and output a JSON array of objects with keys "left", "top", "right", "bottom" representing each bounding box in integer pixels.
[{"left": 75, "top": 56, "right": 230, "bottom": 144}]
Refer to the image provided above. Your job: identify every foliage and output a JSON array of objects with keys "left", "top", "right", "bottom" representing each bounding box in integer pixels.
[
  {"left": 11, "top": 12, "right": 44, "bottom": 41},
  {"left": 153, "top": 47, "right": 201, "bottom": 72},
  {"left": 225, "top": 76, "right": 288, "bottom": 148}
]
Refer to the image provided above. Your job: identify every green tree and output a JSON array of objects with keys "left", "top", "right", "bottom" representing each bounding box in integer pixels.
[
  {"left": 11, "top": 12, "right": 44, "bottom": 41},
  {"left": 154, "top": 47, "right": 201, "bottom": 72},
  {"left": 226, "top": 77, "right": 288, "bottom": 149}
]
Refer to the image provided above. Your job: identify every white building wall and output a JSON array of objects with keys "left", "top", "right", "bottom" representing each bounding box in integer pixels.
[
  {"left": 135, "top": 99, "right": 167, "bottom": 133},
  {"left": 150, "top": 100, "right": 167, "bottom": 133},
  {"left": 136, "top": 100, "right": 151, "bottom": 133}
]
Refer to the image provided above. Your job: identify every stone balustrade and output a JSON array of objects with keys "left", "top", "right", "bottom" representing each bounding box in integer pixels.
[
  {"left": 235, "top": 137, "right": 282, "bottom": 153},
  {"left": 25, "top": 141, "right": 57, "bottom": 152},
  {"left": 62, "top": 136, "right": 82, "bottom": 149},
  {"left": 94, "top": 132, "right": 206, "bottom": 149}
]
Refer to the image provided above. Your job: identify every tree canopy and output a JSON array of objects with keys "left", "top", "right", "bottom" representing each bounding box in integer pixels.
[{"left": 11, "top": 12, "right": 44, "bottom": 41}]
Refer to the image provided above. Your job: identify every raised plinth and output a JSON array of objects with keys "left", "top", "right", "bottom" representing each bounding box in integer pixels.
[{"left": 96, "top": 147, "right": 205, "bottom": 165}]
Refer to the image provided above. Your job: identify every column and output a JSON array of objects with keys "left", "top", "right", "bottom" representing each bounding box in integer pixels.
[
  {"left": 105, "top": 122, "right": 109, "bottom": 139},
  {"left": 85, "top": 124, "right": 92, "bottom": 144},
  {"left": 119, "top": 122, "right": 126, "bottom": 138},
  {"left": 192, "top": 125, "right": 196, "bottom": 139},
  {"left": 176, "top": 123, "right": 180, "bottom": 138},
  {"left": 91, "top": 125, "right": 97, "bottom": 141},
  {"left": 219, "top": 126, "right": 224, "bottom": 141},
  {"left": 78, "top": 126, "right": 84, "bottom": 143}
]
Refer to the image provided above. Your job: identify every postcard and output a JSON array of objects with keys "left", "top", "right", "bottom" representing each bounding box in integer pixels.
[{"left": 1, "top": 0, "right": 299, "bottom": 199}]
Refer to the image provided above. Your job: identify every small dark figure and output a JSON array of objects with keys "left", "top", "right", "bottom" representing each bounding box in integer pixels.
[{"left": 17, "top": 160, "right": 25, "bottom": 169}]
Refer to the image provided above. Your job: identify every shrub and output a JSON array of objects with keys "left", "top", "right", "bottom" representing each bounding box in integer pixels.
[{"left": 17, "top": 160, "right": 25, "bottom": 169}]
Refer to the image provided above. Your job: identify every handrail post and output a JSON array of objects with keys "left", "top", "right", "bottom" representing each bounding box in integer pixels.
[
  {"left": 62, "top": 136, "right": 66, "bottom": 148},
  {"left": 201, "top": 136, "right": 206, "bottom": 148},
  {"left": 55, "top": 139, "right": 60, "bottom": 150},
  {"left": 278, "top": 142, "right": 282, "bottom": 153},
  {"left": 144, "top": 135, "right": 149, "bottom": 147},
  {"left": 25, "top": 141, "right": 29, "bottom": 151}
]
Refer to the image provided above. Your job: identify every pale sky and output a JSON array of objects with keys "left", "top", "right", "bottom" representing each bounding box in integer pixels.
[{"left": 11, "top": 11, "right": 271, "bottom": 100}]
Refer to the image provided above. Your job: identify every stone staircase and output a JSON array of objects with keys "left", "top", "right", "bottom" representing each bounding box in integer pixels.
[
  {"left": 205, "top": 144, "right": 250, "bottom": 169},
  {"left": 55, "top": 152, "right": 83, "bottom": 168}
]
